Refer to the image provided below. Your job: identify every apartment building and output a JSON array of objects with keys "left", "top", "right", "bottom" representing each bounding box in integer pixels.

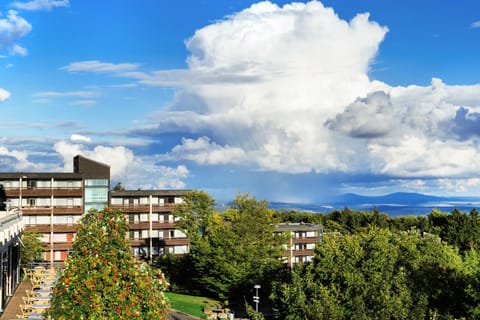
[
  {"left": 0, "top": 205, "right": 23, "bottom": 312},
  {"left": 0, "top": 155, "right": 190, "bottom": 263},
  {"left": 109, "top": 190, "right": 190, "bottom": 261},
  {"left": 0, "top": 155, "right": 110, "bottom": 262},
  {"left": 275, "top": 222, "right": 323, "bottom": 268}
]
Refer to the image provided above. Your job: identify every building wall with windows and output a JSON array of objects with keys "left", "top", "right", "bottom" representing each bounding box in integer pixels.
[
  {"left": 0, "top": 155, "right": 190, "bottom": 262},
  {"left": 0, "top": 206, "right": 23, "bottom": 312},
  {"left": 0, "top": 155, "right": 110, "bottom": 262},
  {"left": 109, "top": 190, "right": 189, "bottom": 261},
  {"left": 275, "top": 223, "right": 323, "bottom": 268}
]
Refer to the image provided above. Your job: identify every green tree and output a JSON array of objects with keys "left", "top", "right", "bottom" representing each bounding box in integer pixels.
[
  {"left": 277, "top": 228, "right": 469, "bottom": 319},
  {"left": 112, "top": 182, "right": 125, "bottom": 191},
  {"left": 46, "top": 208, "right": 169, "bottom": 319},
  {"left": 20, "top": 230, "right": 44, "bottom": 267},
  {"left": 173, "top": 189, "right": 215, "bottom": 243},
  {"left": 175, "top": 192, "right": 285, "bottom": 301}
]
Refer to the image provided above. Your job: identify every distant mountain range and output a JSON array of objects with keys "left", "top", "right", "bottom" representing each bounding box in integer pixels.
[{"left": 269, "top": 192, "right": 480, "bottom": 216}]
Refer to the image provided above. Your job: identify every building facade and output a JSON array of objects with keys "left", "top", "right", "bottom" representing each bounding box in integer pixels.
[
  {"left": 0, "top": 155, "right": 110, "bottom": 262},
  {"left": 0, "top": 205, "right": 23, "bottom": 312},
  {"left": 275, "top": 222, "right": 323, "bottom": 268},
  {"left": 0, "top": 155, "right": 190, "bottom": 263},
  {"left": 109, "top": 190, "right": 190, "bottom": 261}
]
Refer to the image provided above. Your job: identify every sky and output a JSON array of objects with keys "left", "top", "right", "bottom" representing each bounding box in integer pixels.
[{"left": 1, "top": 0, "right": 480, "bottom": 204}]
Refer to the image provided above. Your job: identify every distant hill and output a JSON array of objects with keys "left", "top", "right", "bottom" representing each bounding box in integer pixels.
[{"left": 269, "top": 192, "right": 480, "bottom": 216}]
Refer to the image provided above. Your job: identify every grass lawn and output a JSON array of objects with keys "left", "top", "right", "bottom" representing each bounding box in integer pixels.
[{"left": 165, "top": 292, "right": 221, "bottom": 319}]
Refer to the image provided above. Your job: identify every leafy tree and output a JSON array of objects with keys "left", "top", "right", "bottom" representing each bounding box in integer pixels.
[
  {"left": 20, "top": 230, "right": 44, "bottom": 267},
  {"left": 46, "top": 208, "right": 169, "bottom": 319},
  {"left": 174, "top": 192, "right": 285, "bottom": 302},
  {"left": 277, "top": 228, "right": 469, "bottom": 319},
  {"left": 173, "top": 189, "right": 215, "bottom": 243}
]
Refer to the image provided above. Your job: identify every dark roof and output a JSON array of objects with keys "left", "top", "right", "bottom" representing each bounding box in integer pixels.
[
  {"left": 0, "top": 173, "right": 83, "bottom": 179},
  {"left": 110, "top": 190, "right": 191, "bottom": 197}
]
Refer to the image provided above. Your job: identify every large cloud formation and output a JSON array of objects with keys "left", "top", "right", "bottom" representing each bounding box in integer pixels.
[
  {"left": 62, "top": 1, "right": 480, "bottom": 193},
  {"left": 148, "top": 1, "right": 480, "bottom": 180}
]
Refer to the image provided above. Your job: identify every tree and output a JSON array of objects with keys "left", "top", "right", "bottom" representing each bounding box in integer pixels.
[
  {"left": 20, "top": 230, "right": 44, "bottom": 267},
  {"left": 46, "top": 208, "right": 169, "bottom": 319},
  {"left": 174, "top": 192, "right": 285, "bottom": 302},
  {"left": 112, "top": 182, "right": 125, "bottom": 191},
  {"left": 277, "top": 228, "right": 469, "bottom": 319},
  {"left": 173, "top": 189, "right": 215, "bottom": 243}
]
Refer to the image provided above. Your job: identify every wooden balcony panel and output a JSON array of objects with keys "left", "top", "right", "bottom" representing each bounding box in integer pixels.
[
  {"left": 130, "top": 239, "right": 148, "bottom": 247},
  {"left": 163, "top": 238, "right": 189, "bottom": 246},
  {"left": 282, "top": 249, "right": 315, "bottom": 257},
  {"left": 291, "top": 237, "right": 320, "bottom": 244},
  {"left": 4, "top": 187, "right": 82, "bottom": 197},
  {"left": 44, "top": 243, "right": 74, "bottom": 251},
  {"left": 52, "top": 188, "right": 83, "bottom": 197},
  {"left": 128, "top": 222, "right": 177, "bottom": 230},
  {"left": 110, "top": 204, "right": 177, "bottom": 213},
  {"left": 25, "top": 224, "right": 79, "bottom": 233},
  {"left": 22, "top": 206, "right": 83, "bottom": 215}
]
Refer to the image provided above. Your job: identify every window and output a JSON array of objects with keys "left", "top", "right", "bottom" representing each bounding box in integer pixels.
[
  {"left": 111, "top": 198, "right": 123, "bottom": 205},
  {"left": 28, "top": 216, "right": 37, "bottom": 225},
  {"left": 85, "top": 179, "right": 108, "bottom": 186},
  {"left": 85, "top": 188, "right": 108, "bottom": 202}
]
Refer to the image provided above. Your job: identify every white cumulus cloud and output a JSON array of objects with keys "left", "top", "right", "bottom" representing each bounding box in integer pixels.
[
  {"left": 61, "top": 1, "right": 480, "bottom": 186},
  {"left": 170, "top": 137, "right": 246, "bottom": 165},
  {"left": 53, "top": 141, "right": 189, "bottom": 189}
]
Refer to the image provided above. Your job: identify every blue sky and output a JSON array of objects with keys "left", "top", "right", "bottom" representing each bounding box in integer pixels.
[{"left": 1, "top": 0, "right": 480, "bottom": 204}]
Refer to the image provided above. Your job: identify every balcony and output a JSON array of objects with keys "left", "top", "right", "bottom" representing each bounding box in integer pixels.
[
  {"left": 22, "top": 206, "right": 83, "bottom": 215},
  {"left": 282, "top": 249, "right": 315, "bottom": 257},
  {"left": 110, "top": 204, "right": 177, "bottom": 213},
  {"left": 128, "top": 222, "right": 177, "bottom": 230},
  {"left": 25, "top": 224, "right": 78, "bottom": 233},
  {"left": 291, "top": 236, "right": 320, "bottom": 244},
  {"left": 44, "top": 243, "right": 73, "bottom": 251},
  {"left": 5, "top": 187, "right": 82, "bottom": 197},
  {"left": 129, "top": 237, "right": 190, "bottom": 247}
]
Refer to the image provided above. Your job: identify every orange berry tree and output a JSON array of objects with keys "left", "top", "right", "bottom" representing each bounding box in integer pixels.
[{"left": 46, "top": 208, "right": 169, "bottom": 319}]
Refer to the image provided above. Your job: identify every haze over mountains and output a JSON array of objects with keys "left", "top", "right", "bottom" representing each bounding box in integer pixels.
[{"left": 269, "top": 192, "right": 480, "bottom": 216}]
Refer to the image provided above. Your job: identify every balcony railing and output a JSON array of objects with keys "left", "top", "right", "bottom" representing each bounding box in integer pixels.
[{"left": 5, "top": 187, "right": 83, "bottom": 197}]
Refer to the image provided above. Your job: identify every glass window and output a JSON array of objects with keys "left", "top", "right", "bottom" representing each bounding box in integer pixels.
[
  {"left": 85, "top": 179, "right": 108, "bottom": 186},
  {"left": 85, "top": 188, "right": 108, "bottom": 202}
]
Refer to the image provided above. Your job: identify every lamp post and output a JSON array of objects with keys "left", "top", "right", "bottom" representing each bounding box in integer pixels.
[{"left": 253, "top": 284, "right": 261, "bottom": 312}]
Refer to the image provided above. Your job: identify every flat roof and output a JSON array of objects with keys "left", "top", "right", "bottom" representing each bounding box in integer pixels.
[
  {"left": 0, "top": 173, "right": 84, "bottom": 179},
  {"left": 110, "top": 190, "right": 191, "bottom": 197}
]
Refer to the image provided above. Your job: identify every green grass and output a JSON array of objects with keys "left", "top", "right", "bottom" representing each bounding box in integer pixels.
[{"left": 165, "top": 292, "right": 221, "bottom": 319}]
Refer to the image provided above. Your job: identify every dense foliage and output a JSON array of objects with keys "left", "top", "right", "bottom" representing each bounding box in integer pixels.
[
  {"left": 164, "top": 190, "right": 480, "bottom": 319},
  {"left": 20, "top": 230, "right": 44, "bottom": 267},
  {"left": 47, "top": 208, "right": 169, "bottom": 319},
  {"left": 172, "top": 191, "right": 286, "bottom": 302}
]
